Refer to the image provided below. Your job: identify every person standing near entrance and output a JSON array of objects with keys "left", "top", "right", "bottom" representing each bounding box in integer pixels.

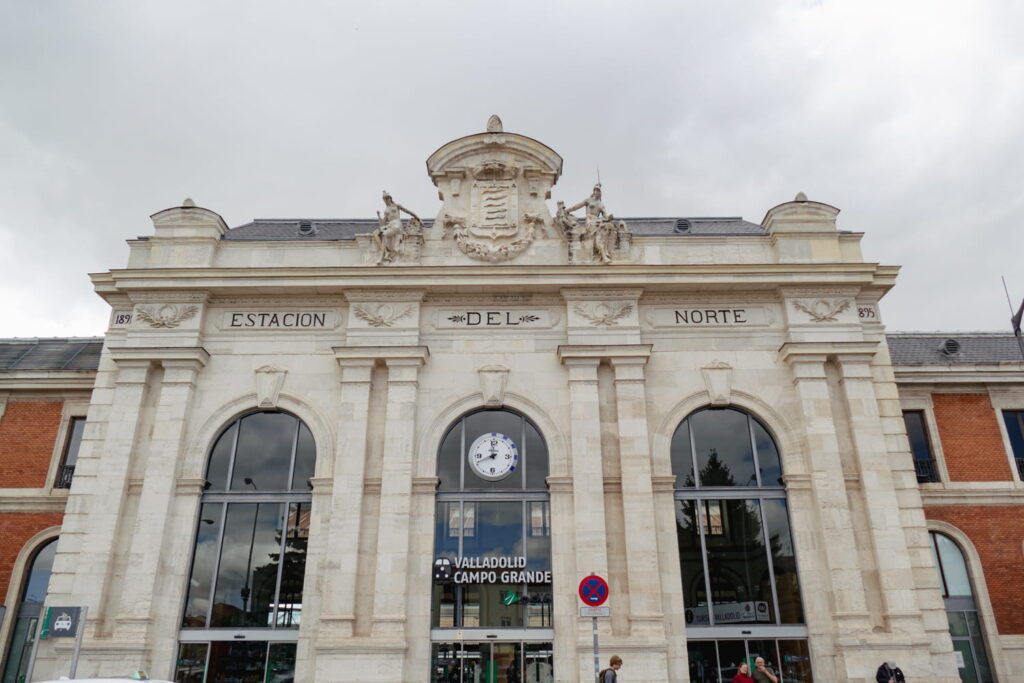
[
  {"left": 876, "top": 660, "right": 906, "bottom": 683},
  {"left": 752, "top": 657, "right": 778, "bottom": 683},
  {"left": 600, "top": 655, "right": 622, "bottom": 682},
  {"left": 732, "top": 662, "right": 755, "bottom": 683}
]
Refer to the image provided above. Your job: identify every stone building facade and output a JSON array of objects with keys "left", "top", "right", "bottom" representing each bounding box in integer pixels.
[{"left": 1, "top": 119, "right": 1022, "bottom": 682}]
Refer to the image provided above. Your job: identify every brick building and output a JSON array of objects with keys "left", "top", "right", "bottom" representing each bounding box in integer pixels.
[
  {"left": 0, "top": 338, "right": 102, "bottom": 683},
  {"left": 1, "top": 120, "right": 1023, "bottom": 683},
  {"left": 888, "top": 333, "right": 1024, "bottom": 681}
]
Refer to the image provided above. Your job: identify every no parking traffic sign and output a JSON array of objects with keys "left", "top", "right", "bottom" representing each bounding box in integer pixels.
[{"left": 578, "top": 574, "right": 609, "bottom": 607}]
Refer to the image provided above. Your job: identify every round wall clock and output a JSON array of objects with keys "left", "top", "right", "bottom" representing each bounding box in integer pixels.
[{"left": 467, "top": 432, "right": 519, "bottom": 481}]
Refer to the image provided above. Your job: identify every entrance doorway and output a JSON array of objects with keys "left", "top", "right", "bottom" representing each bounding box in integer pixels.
[{"left": 430, "top": 641, "right": 553, "bottom": 683}]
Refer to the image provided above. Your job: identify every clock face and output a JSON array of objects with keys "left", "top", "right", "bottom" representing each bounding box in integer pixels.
[{"left": 467, "top": 432, "right": 519, "bottom": 481}]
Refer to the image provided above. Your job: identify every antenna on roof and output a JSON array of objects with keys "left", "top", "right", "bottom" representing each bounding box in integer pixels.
[
  {"left": 596, "top": 164, "right": 601, "bottom": 186},
  {"left": 1002, "top": 277, "right": 1024, "bottom": 361}
]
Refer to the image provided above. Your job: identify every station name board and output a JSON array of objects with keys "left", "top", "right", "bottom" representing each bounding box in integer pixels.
[
  {"left": 434, "top": 556, "right": 552, "bottom": 585},
  {"left": 224, "top": 312, "right": 332, "bottom": 329}
]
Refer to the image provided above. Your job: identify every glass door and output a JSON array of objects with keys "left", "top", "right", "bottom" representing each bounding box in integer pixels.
[{"left": 430, "top": 641, "right": 551, "bottom": 683}]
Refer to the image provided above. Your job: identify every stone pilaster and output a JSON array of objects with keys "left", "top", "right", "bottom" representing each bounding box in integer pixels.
[
  {"left": 609, "top": 350, "right": 664, "bottom": 638},
  {"left": 48, "top": 350, "right": 153, "bottom": 646},
  {"left": 779, "top": 344, "right": 872, "bottom": 636},
  {"left": 318, "top": 353, "right": 376, "bottom": 641},
  {"left": 557, "top": 348, "right": 609, "bottom": 584},
  {"left": 835, "top": 352, "right": 925, "bottom": 633},
  {"left": 370, "top": 347, "right": 429, "bottom": 639},
  {"left": 114, "top": 348, "right": 208, "bottom": 642}
]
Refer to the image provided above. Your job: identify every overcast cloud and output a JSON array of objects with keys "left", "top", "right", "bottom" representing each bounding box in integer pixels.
[{"left": 2, "top": 1, "right": 1023, "bottom": 337}]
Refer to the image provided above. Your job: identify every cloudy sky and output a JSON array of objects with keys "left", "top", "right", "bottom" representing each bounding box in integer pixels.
[{"left": 2, "top": 1, "right": 1022, "bottom": 337}]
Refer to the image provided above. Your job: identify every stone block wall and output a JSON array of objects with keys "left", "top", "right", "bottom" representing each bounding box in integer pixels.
[
  {"left": 0, "top": 401, "right": 62, "bottom": 488},
  {"left": 931, "top": 394, "right": 1013, "bottom": 481}
]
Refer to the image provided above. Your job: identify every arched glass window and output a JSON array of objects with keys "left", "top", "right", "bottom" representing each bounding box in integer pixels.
[
  {"left": 175, "top": 411, "right": 314, "bottom": 683},
  {"left": 673, "top": 408, "right": 812, "bottom": 683},
  {"left": 929, "top": 532, "right": 994, "bottom": 683},
  {"left": 2, "top": 539, "right": 57, "bottom": 683},
  {"left": 430, "top": 409, "right": 554, "bottom": 683}
]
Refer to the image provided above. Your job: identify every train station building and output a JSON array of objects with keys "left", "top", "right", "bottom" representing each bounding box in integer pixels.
[{"left": 1, "top": 118, "right": 1022, "bottom": 682}]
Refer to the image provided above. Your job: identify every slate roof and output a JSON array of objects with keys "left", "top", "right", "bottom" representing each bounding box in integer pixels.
[
  {"left": 222, "top": 216, "right": 766, "bottom": 241},
  {"left": 0, "top": 338, "right": 104, "bottom": 371},
  {"left": 886, "top": 333, "right": 1024, "bottom": 365}
]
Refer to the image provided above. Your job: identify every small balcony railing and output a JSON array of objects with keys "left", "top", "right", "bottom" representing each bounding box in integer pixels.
[
  {"left": 55, "top": 465, "right": 75, "bottom": 489},
  {"left": 914, "top": 459, "right": 939, "bottom": 484}
]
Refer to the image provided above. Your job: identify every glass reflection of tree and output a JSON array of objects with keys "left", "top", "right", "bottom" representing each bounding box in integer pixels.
[
  {"left": 680, "top": 451, "right": 768, "bottom": 614},
  {"left": 249, "top": 505, "right": 307, "bottom": 627}
]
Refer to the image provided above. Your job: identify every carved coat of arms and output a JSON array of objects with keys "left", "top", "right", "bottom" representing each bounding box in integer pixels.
[{"left": 470, "top": 180, "right": 518, "bottom": 239}]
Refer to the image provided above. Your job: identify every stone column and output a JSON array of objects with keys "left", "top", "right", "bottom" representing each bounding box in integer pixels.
[
  {"left": 780, "top": 345, "right": 872, "bottom": 635},
  {"left": 609, "top": 351, "right": 664, "bottom": 638},
  {"left": 370, "top": 347, "right": 429, "bottom": 638},
  {"left": 318, "top": 354, "right": 376, "bottom": 641},
  {"left": 115, "top": 349, "right": 208, "bottom": 641},
  {"left": 836, "top": 352, "right": 923, "bottom": 632}
]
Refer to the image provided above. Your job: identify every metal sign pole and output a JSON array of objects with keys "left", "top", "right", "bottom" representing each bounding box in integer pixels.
[
  {"left": 592, "top": 616, "right": 600, "bottom": 683},
  {"left": 69, "top": 606, "right": 87, "bottom": 678},
  {"left": 24, "top": 607, "right": 47, "bottom": 683}
]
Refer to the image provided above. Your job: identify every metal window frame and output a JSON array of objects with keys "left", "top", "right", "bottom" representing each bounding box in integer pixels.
[
  {"left": 433, "top": 410, "right": 552, "bottom": 634},
  {"left": 184, "top": 412, "right": 312, "bottom": 634},
  {"left": 674, "top": 408, "right": 799, "bottom": 633}
]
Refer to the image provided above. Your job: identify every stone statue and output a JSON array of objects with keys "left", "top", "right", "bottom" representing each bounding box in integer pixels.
[
  {"left": 372, "top": 191, "right": 422, "bottom": 265},
  {"left": 567, "top": 184, "right": 627, "bottom": 264},
  {"left": 554, "top": 201, "right": 578, "bottom": 241}
]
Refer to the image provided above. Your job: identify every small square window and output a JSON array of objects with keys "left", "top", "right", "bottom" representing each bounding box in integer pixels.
[{"left": 903, "top": 411, "right": 939, "bottom": 483}]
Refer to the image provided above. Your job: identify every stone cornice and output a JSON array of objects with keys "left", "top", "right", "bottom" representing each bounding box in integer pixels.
[
  {"left": 894, "top": 365, "right": 1024, "bottom": 384},
  {"left": 558, "top": 344, "right": 653, "bottom": 362},
  {"left": 333, "top": 346, "right": 429, "bottom": 363},
  {"left": 0, "top": 371, "right": 98, "bottom": 391},
  {"left": 779, "top": 341, "right": 880, "bottom": 365},
  {"left": 95, "top": 262, "right": 899, "bottom": 298},
  {"left": 920, "top": 486, "right": 1024, "bottom": 506},
  {"left": 0, "top": 489, "right": 69, "bottom": 512},
  {"left": 108, "top": 346, "right": 210, "bottom": 366}
]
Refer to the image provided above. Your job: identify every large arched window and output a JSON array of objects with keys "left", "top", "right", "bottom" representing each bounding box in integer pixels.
[
  {"left": 2, "top": 539, "right": 57, "bottom": 683},
  {"left": 175, "top": 411, "right": 315, "bottom": 683},
  {"left": 929, "top": 532, "right": 995, "bottom": 683},
  {"left": 429, "top": 409, "right": 553, "bottom": 683},
  {"left": 672, "top": 407, "right": 812, "bottom": 683}
]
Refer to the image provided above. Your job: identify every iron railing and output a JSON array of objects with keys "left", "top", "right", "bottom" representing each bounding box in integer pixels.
[
  {"left": 914, "top": 458, "right": 939, "bottom": 484},
  {"left": 55, "top": 465, "right": 75, "bottom": 489}
]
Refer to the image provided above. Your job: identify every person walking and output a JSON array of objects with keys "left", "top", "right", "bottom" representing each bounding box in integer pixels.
[{"left": 599, "top": 655, "right": 622, "bottom": 682}]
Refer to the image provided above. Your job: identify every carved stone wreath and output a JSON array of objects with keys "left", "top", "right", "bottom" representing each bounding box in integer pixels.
[
  {"left": 136, "top": 304, "right": 199, "bottom": 328},
  {"left": 453, "top": 221, "right": 535, "bottom": 263},
  {"left": 352, "top": 303, "right": 414, "bottom": 328},
  {"left": 573, "top": 302, "right": 634, "bottom": 327},
  {"left": 792, "top": 299, "right": 851, "bottom": 322}
]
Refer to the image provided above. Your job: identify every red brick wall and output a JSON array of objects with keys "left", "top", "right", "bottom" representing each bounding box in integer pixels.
[
  {"left": 0, "top": 401, "right": 63, "bottom": 488},
  {"left": 931, "top": 394, "right": 1013, "bottom": 481},
  {"left": 0, "top": 513, "right": 62, "bottom": 602},
  {"left": 925, "top": 506, "right": 1024, "bottom": 634}
]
